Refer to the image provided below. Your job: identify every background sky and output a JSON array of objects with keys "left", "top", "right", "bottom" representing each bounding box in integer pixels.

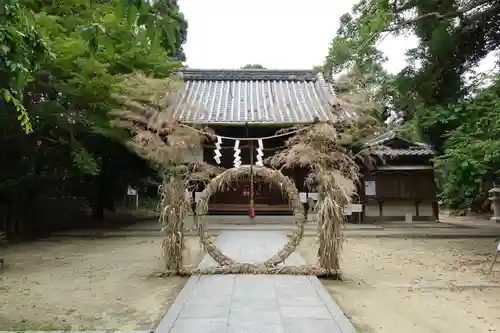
[{"left": 179, "top": 0, "right": 495, "bottom": 75}]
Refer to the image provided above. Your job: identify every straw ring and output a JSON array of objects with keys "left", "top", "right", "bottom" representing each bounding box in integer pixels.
[{"left": 195, "top": 165, "right": 305, "bottom": 267}]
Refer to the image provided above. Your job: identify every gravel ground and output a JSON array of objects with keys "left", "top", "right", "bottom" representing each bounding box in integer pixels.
[
  {"left": 0, "top": 236, "right": 203, "bottom": 331},
  {"left": 299, "top": 237, "right": 500, "bottom": 333}
]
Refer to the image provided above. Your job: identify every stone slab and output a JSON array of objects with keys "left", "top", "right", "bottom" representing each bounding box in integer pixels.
[
  {"left": 155, "top": 230, "right": 357, "bottom": 333},
  {"left": 0, "top": 330, "right": 189, "bottom": 333},
  {"left": 168, "top": 318, "right": 228, "bottom": 333},
  {"left": 0, "top": 331, "right": 64, "bottom": 333},
  {"left": 153, "top": 275, "right": 201, "bottom": 333}
]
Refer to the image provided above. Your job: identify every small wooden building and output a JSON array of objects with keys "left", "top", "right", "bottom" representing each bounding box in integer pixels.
[
  {"left": 174, "top": 69, "right": 438, "bottom": 222},
  {"left": 361, "top": 131, "right": 438, "bottom": 222}
]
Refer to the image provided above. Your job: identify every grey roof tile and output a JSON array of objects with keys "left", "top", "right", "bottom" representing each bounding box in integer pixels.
[
  {"left": 172, "top": 69, "right": 354, "bottom": 124},
  {"left": 366, "top": 131, "right": 434, "bottom": 156},
  {"left": 371, "top": 147, "right": 435, "bottom": 156}
]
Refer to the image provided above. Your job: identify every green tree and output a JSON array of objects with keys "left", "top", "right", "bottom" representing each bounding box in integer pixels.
[
  {"left": 242, "top": 64, "right": 265, "bottom": 69},
  {"left": 323, "top": 2, "right": 393, "bottom": 122},
  {"left": 436, "top": 77, "right": 500, "bottom": 212},
  {"left": 324, "top": 0, "right": 500, "bottom": 212},
  {"left": 325, "top": 0, "right": 500, "bottom": 151},
  {"left": 113, "top": 0, "right": 187, "bottom": 60},
  {"left": 0, "top": 0, "right": 49, "bottom": 133},
  {"left": 0, "top": 0, "right": 187, "bottom": 228}
]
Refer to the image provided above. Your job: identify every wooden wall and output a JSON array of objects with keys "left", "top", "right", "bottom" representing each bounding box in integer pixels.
[
  {"left": 374, "top": 170, "right": 436, "bottom": 200},
  {"left": 362, "top": 169, "right": 438, "bottom": 222}
]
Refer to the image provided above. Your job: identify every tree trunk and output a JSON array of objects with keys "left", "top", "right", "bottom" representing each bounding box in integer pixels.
[{"left": 92, "top": 158, "right": 107, "bottom": 220}]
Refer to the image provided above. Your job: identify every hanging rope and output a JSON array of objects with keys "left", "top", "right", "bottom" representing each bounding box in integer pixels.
[
  {"left": 213, "top": 136, "right": 222, "bottom": 164},
  {"left": 256, "top": 139, "right": 264, "bottom": 166},
  {"left": 233, "top": 140, "right": 241, "bottom": 168},
  {"left": 180, "top": 123, "right": 314, "bottom": 141}
]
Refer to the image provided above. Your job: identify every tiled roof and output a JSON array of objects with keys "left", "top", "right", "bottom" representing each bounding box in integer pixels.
[
  {"left": 370, "top": 147, "right": 435, "bottom": 156},
  {"left": 366, "top": 131, "right": 434, "bottom": 156},
  {"left": 172, "top": 69, "right": 355, "bottom": 124}
]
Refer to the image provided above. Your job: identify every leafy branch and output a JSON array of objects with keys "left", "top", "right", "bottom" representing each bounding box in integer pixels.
[{"left": 0, "top": 0, "right": 50, "bottom": 133}]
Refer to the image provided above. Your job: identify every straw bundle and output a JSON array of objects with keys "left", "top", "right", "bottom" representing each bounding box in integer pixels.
[
  {"left": 110, "top": 73, "right": 204, "bottom": 168},
  {"left": 158, "top": 170, "right": 189, "bottom": 271},
  {"left": 154, "top": 264, "right": 341, "bottom": 278},
  {"left": 261, "top": 77, "right": 385, "bottom": 271},
  {"left": 111, "top": 73, "right": 223, "bottom": 272},
  {"left": 315, "top": 169, "right": 354, "bottom": 273},
  {"left": 195, "top": 165, "right": 306, "bottom": 267},
  {"left": 267, "top": 122, "right": 373, "bottom": 273}
]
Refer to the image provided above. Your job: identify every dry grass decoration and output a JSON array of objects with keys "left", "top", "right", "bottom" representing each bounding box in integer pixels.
[
  {"left": 267, "top": 74, "right": 384, "bottom": 274},
  {"left": 112, "top": 71, "right": 383, "bottom": 278},
  {"left": 111, "top": 73, "right": 222, "bottom": 273},
  {"left": 154, "top": 164, "right": 339, "bottom": 277}
]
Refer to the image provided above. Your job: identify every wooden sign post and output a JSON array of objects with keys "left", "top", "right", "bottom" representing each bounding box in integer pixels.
[
  {"left": 488, "top": 240, "right": 500, "bottom": 275},
  {"left": 125, "top": 186, "right": 138, "bottom": 210}
]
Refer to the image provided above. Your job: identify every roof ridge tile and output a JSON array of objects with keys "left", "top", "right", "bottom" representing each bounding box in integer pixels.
[{"left": 177, "top": 69, "right": 319, "bottom": 81}]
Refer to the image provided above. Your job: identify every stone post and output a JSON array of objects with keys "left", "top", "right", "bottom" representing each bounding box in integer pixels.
[{"left": 488, "top": 187, "right": 500, "bottom": 224}]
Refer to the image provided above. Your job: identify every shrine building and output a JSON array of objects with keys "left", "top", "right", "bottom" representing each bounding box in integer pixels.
[{"left": 173, "top": 68, "right": 438, "bottom": 223}]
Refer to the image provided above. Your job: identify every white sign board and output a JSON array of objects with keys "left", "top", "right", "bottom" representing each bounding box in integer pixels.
[
  {"left": 497, "top": 241, "right": 500, "bottom": 251},
  {"left": 365, "top": 181, "right": 376, "bottom": 196},
  {"left": 308, "top": 193, "right": 319, "bottom": 201},
  {"left": 127, "top": 186, "right": 137, "bottom": 196},
  {"left": 185, "top": 190, "right": 193, "bottom": 201},
  {"left": 343, "top": 205, "right": 352, "bottom": 216},
  {"left": 348, "top": 203, "right": 363, "bottom": 213},
  {"left": 195, "top": 192, "right": 203, "bottom": 201},
  {"left": 299, "top": 192, "right": 307, "bottom": 203}
]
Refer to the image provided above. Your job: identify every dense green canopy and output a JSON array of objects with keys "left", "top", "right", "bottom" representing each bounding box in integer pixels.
[
  {"left": 0, "top": 0, "right": 187, "bottom": 226},
  {"left": 324, "top": 0, "right": 500, "bottom": 212}
]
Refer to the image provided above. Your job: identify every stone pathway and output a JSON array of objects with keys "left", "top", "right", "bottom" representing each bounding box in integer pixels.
[{"left": 155, "top": 231, "right": 357, "bottom": 333}]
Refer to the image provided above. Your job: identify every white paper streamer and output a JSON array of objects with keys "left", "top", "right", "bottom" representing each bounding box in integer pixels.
[
  {"left": 214, "top": 136, "right": 222, "bottom": 164},
  {"left": 256, "top": 139, "right": 264, "bottom": 166},
  {"left": 233, "top": 140, "right": 241, "bottom": 168}
]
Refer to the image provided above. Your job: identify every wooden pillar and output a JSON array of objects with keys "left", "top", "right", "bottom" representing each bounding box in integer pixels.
[{"left": 246, "top": 122, "right": 255, "bottom": 219}]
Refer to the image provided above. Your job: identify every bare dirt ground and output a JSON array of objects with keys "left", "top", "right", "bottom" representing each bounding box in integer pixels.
[
  {"left": 299, "top": 237, "right": 500, "bottom": 333},
  {"left": 0, "top": 236, "right": 203, "bottom": 331}
]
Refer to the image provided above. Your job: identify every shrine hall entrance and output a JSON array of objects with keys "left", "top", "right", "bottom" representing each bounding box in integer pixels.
[
  {"left": 207, "top": 175, "right": 293, "bottom": 214},
  {"left": 201, "top": 125, "right": 307, "bottom": 215}
]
